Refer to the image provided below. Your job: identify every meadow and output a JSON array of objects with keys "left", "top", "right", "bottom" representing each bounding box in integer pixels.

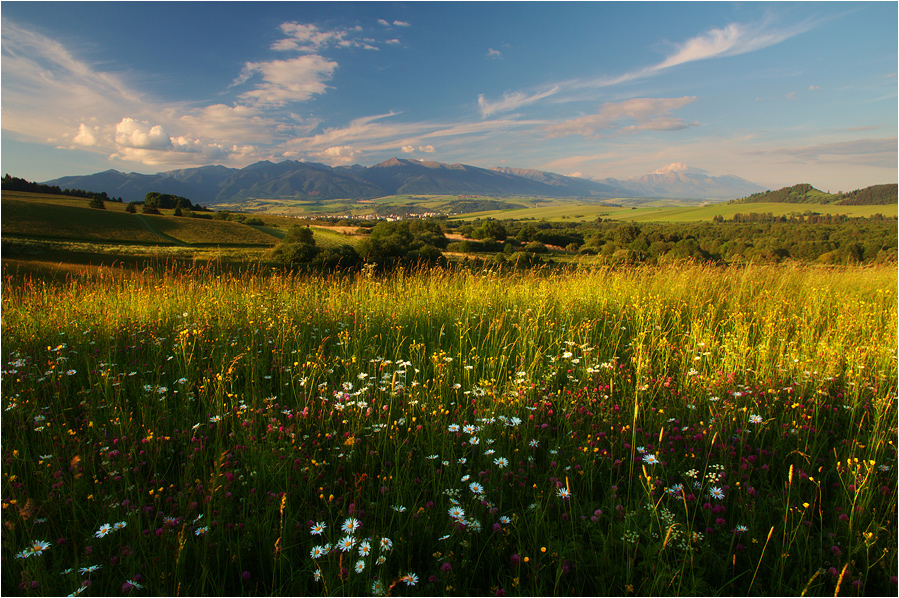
[{"left": 1, "top": 262, "right": 896, "bottom": 596}]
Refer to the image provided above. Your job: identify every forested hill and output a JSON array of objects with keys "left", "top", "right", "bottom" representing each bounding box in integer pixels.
[{"left": 733, "top": 183, "right": 897, "bottom": 205}]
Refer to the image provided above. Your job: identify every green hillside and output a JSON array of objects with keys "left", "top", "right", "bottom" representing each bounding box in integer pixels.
[
  {"left": 2, "top": 191, "right": 283, "bottom": 247},
  {"left": 733, "top": 183, "right": 897, "bottom": 205}
]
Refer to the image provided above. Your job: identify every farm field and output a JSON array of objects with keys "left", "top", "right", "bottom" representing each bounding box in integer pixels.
[
  {"left": 1, "top": 262, "right": 896, "bottom": 596},
  {"left": 458, "top": 201, "right": 899, "bottom": 224}
]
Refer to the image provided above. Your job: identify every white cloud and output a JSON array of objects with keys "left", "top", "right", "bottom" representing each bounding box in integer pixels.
[
  {"left": 272, "top": 22, "right": 376, "bottom": 52},
  {"left": 487, "top": 48, "right": 502, "bottom": 59},
  {"left": 236, "top": 55, "right": 337, "bottom": 106},
  {"left": 115, "top": 118, "right": 171, "bottom": 150},
  {"left": 545, "top": 96, "right": 697, "bottom": 138},
  {"left": 478, "top": 87, "right": 560, "bottom": 117},
  {"left": 401, "top": 144, "right": 435, "bottom": 154},
  {"left": 377, "top": 19, "right": 390, "bottom": 26},
  {"left": 578, "top": 19, "right": 815, "bottom": 90},
  {"left": 1, "top": 21, "right": 142, "bottom": 143},
  {"left": 72, "top": 123, "right": 99, "bottom": 147},
  {"left": 309, "top": 145, "right": 364, "bottom": 165},
  {"left": 392, "top": 20, "right": 411, "bottom": 27},
  {"left": 653, "top": 162, "right": 689, "bottom": 174}
]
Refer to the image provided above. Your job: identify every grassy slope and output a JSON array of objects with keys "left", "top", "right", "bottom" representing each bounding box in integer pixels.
[{"left": 2, "top": 191, "right": 283, "bottom": 246}]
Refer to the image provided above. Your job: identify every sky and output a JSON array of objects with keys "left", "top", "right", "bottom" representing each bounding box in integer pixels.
[{"left": 1, "top": 1, "right": 896, "bottom": 192}]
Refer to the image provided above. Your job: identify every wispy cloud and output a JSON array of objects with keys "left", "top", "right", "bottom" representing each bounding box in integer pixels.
[
  {"left": 478, "top": 87, "right": 560, "bottom": 117},
  {"left": 476, "top": 18, "right": 814, "bottom": 120},
  {"left": 544, "top": 97, "right": 698, "bottom": 138},
  {"left": 759, "top": 137, "right": 898, "bottom": 169}
]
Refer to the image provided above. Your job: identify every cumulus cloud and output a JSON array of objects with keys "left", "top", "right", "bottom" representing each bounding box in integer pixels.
[
  {"left": 235, "top": 55, "right": 337, "bottom": 106},
  {"left": 309, "top": 145, "right": 364, "bottom": 165},
  {"left": 653, "top": 162, "right": 690, "bottom": 174},
  {"left": 478, "top": 87, "right": 560, "bottom": 117},
  {"left": 72, "top": 123, "right": 99, "bottom": 146},
  {"left": 401, "top": 144, "right": 435, "bottom": 154},
  {"left": 487, "top": 48, "right": 502, "bottom": 59},
  {"left": 545, "top": 96, "right": 697, "bottom": 138},
  {"left": 271, "top": 22, "right": 373, "bottom": 52},
  {"left": 115, "top": 118, "right": 171, "bottom": 149}
]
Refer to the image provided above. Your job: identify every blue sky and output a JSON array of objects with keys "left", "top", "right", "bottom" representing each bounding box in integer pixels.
[{"left": 2, "top": 1, "right": 896, "bottom": 191}]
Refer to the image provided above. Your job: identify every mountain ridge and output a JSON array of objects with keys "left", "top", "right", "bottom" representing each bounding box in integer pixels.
[{"left": 42, "top": 158, "right": 767, "bottom": 205}]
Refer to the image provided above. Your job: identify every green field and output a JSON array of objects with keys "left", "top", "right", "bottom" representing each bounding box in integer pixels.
[
  {"left": 1, "top": 262, "right": 896, "bottom": 596},
  {"left": 457, "top": 201, "right": 898, "bottom": 223}
]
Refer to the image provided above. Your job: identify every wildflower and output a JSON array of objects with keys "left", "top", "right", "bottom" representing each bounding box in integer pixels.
[
  {"left": 749, "top": 414, "right": 762, "bottom": 424},
  {"left": 643, "top": 454, "right": 660, "bottom": 465},
  {"left": 376, "top": 555, "right": 387, "bottom": 565},
  {"left": 402, "top": 572, "right": 419, "bottom": 586},
  {"left": 392, "top": 505, "right": 406, "bottom": 512},
  {"left": 709, "top": 487, "right": 725, "bottom": 500},
  {"left": 447, "top": 424, "right": 460, "bottom": 433},
  {"left": 499, "top": 516, "right": 511, "bottom": 525},
  {"left": 736, "top": 525, "right": 748, "bottom": 533},
  {"left": 195, "top": 526, "right": 209, "bottom": 535},
  {"left": 79, "top": 565, "right": 101, "bottom": 574},
  {"left": 113, "top": 521, "right": 127, "bottom": 531},
  {"left": 358, "top": 540, "right": 372, "bottom": 557},
  {"left": 448, "top": 506, "right": 466, "bottom": 519},
  {"left": 339, "top": 535, "right": 356, "bottom": 552},
  {"left": 310, "top": 521, "right": 326, "bottom": 535},
  {"left": 557, "top": 487, "right": 571, "bottom": 499},
  {"left": 469, "top": 482, "right": 484, "bottom": 495},
  {"left": 124, "top": 579, "right": 145, "bottom": 590},
  {"left": 310, "top": 545, "right": 325, "bottom": 559},
  {"left": 667, "top": 484, "right": 684, "bottom": 496},
  {"left": 313, "top": 569, "right": 321, "bottom": 582},
  {"left": 494, "top": 457, "right": 509, "bottom": 468},
  {"left": 342, "top": 517, "right": 361, "bottom": 534},
  {"left": 209, "top": 415, "right": 221, "bottom": 423},
  {"left": 371, "top": 579, "right": 386, "bottom": 595},
  {"left": 16, "top": 540, "right": 51, "bottom": 559},
  {"left": 462, "top": 424, "right": 477, "bottom": 435},
  {"left": 529, "top": 439, "right": 539, "bottom": 448},
  {"left": 95, "top": 524, "right": 112, "bottom": 538},
  {"left": 379, "top": 537, "right": 393, "bottom": 552},
  {"left": 355, "top": 559, "right": 366, "bottom": 574}
]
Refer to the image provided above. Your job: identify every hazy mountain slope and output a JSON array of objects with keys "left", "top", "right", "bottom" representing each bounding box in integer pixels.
[
  {"left": 602, "top": 170, "right": 767, "bottom": 200},
  {"left": 43, "top": 158, "right": 768, "bottom": 203}
]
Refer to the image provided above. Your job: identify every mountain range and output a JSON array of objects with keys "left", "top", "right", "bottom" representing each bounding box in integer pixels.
[{"left": 43, "top": 158, "right": 767, "bottom": 206}]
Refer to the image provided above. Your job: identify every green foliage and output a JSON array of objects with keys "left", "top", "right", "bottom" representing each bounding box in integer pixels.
[
  {"left": 284, "top": 225, "right": 316, "bottom": 245},
  {"left": 88, "top": 196, "right": 105, "bottom": 209},
  {"left": 837, "top": 184, "right": 898, "bottom": 205},
  {"left": 357, "top": 220, "right": 448, "bottom": 268}
]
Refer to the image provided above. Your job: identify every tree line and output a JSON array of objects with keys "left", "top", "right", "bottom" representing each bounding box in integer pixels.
[{"left": 1, "top": 174, "right": 123, "bottom": 204}]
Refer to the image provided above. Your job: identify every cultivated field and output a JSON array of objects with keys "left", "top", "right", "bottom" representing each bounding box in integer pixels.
[{"left": 2, "top": 262, "right": 896, "bottom": 596}]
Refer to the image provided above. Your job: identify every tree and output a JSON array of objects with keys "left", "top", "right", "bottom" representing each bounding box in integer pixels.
[
  {"left": 284, "top": 225, "right": 315, "bottom": 245},
  {"left": 89, "top": 196, "right": 106, "bottom": 209},
  {"left": 126, "top": 202, "right": 137, "bottom": 214}
]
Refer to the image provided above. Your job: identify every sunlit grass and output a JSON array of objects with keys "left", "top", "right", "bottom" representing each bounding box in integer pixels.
[{"left": 2, "top": 262, "right": 896, "bottom": 596}]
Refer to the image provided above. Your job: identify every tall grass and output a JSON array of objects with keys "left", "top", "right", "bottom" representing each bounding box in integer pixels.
[{"left": 2, "top": 262, "right": 896, "bottom": 596}]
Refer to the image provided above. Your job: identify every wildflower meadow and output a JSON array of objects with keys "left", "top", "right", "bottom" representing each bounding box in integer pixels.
[{"left": 2, "top": 262, "right": 896, "bottom": 596}]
